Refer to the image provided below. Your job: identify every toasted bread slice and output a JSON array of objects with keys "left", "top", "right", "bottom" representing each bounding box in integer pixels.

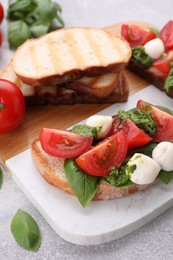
[
  {"left": 66, "top": 72, "right": 121, "bottom": 98},
  {"left": 0, "top": 64, "right": 129, "bottom": 105},
  {"left": 31, "top": 140, "right": 151, "bottom": 201},
  {"left": 11, "top": 27, "right": 131, "bottom": 86},
  {"left": 127, "top": 58, "right": 173, "bottom": 97}
]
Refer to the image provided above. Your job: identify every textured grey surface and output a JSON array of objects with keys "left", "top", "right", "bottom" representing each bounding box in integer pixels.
[{"left": 1, "top": 0, "right": 173, "bottom": 259}]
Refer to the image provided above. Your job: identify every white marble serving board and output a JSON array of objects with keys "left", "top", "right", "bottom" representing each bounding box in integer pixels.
[{"left": 6, "top": 85, "right": 173, "bottom": 246}]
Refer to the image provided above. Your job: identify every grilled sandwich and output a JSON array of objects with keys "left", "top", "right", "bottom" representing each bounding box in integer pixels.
[
  {"left": 0, "top": 63, "right": 129, "bottom": 105},
  {"left": 1, "top": 27, "right": 131, "bottom": 105},
  {"left": 11, "top": 27, "right": 131, "bottom": 87}
]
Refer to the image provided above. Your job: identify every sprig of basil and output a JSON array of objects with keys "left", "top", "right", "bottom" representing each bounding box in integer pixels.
[
  {"left": 0, "top": 167, "right": 3, "bottom": 189},
  {"left": 64, "top": 159, "right": 99, "bottom": 207},
  {"left": 8, "top": 20, "right": 32, "bottom": 49},
  {"left": 11, "top": 209, "right": 41, "bottom": 252},
  {"left": 7, "top": 0, "right": 64, "bottom": 49}
]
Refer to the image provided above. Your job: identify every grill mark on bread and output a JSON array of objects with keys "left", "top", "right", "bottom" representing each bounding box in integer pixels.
[
  {"left": 64, "top": 30, "right": 85, "bottom": 69},
  {"left": 84, "top": 29, "right": 105, "bottom": 64},
  {"left": 46, "top": 38, "right": 62, "bottom": 73},
  {"left": 28, "top": 45, "right": 40, "bottom": 75}
]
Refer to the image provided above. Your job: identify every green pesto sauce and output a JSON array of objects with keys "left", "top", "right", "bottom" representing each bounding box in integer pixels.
[
  {"left": 71, "top": 124, "right": 98, "bottom": 138},
  {"left": 105, "top": 164, "right": 136, "bottom": 187},
  {"left": 131, "top": 46, "right": 154, "bottom": 69},
  {"left": 117, "top": 108, "right": 157, "bottom": 137}
]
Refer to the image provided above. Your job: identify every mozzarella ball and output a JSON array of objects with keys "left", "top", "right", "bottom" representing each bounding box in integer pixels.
[
  {"left": 86, "top": 115, "right": 113, "bottom": 138},
  {"left": 144, "top": 38, "right": 165, "bottom": 59},
  {"left": 127, "top": 153, "right": 161, "bottom": 185},
  {"left": 152, "top": 142, "right": 173, "bottom": 171}
]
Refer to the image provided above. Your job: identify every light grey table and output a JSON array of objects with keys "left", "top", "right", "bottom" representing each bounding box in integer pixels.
[{"left": 1, "top": 0, "right": 173, "bottom": 259}]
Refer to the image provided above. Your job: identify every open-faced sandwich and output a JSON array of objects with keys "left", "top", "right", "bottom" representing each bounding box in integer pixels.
[
  {"left": 0, "top": 27, "right": 131, "bottom": 105},
  {"left": 121, "top": 21, "right": 173, "bottom": 97},
  {"left": 31, "top": 100, "right": 173, "bottom": 207}
]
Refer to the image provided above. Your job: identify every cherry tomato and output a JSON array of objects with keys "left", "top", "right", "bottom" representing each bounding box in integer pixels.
[
  {"left": 75, "top": 131, "right": 128, "bottom": 176},
  {"left": 40, "top": 128, "right": 93, "bottom": 158},
  {"left": 159, "top": 21, "right": 173, "bottom": 50},
  {"left": 0, "top": 30, "right": 2, "bottom": 46},
  {"left": 121, "top": 24, "right": 157, "bottom": 47},
  {"left": 137, "top": 100, "right": 173, "bottom": 142},
  {"left": 109, "top": 116, "right": 152, "bottom": 149},
  {"left": 0, "top": 79, "right": 25, "bottom": 134},
  {"left": 153, "top": 50, "right": 173, "bottom": 74},
  {"left": 0, "top": 3, "right": 4, "bottom": 24}
]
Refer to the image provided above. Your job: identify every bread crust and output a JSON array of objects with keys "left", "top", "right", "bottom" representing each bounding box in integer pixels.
[
  {"left": 31, "top": 140, "right": 153, "bottom": 201},
  {"left": 11, "top": 27, "right": 131, "bottom": 86},
  {"left": 0, "top": 63, "right": 129, "bottom": 105},
  {"left": 127, "top": 59, "right": 173, "bottom": 98}
]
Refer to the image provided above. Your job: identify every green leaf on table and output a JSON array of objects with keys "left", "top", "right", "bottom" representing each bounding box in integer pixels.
[
  {"left": 11, "top": 209, "right": 41, "bottom": 252},
  {"left": 8, "top": 20, "right": 32, "bottom": 49},
  {"left": 30, "top": 23, "right": 49, "bottom": 37},
  {"left": 64, "top": 159, "right": 99, "bottom": 207}
]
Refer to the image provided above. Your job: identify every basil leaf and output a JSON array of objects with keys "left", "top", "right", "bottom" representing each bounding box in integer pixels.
[
  {"left": 0, "top": 167, "right": 3, "bottom": 189},
  {"left": 55, "top": 13, "right": 65, "bottom": 28},
  {"left": 37, "top": 0, "right": 59, "bottom": 26},
  {"left": 132, "top": 46, "right": 154, "bottom": 69},
  {"left": 8, "top": 21, "right": 32, "bottom": 49},
  {"left": 7, "top": 0, "right": 37, "bottom": 20},
  {"left": 11, "top": 209, "right": 41, "bottom": 252},
  {"left": 164, "top": 67, "right": 173, "bottom": 92},
  {"left": 131, "top": 142, "right": 158, "bottom": 157},
  {"left": 157, "top": 170, "right": 173, "bottom": 184},
  {"left": 157, "top": 105, "right": 173, "bottom": 115},
  {"left": 30, "top": 24, "right": 49, "bottom": 37},
  {"left": 64, "top": 159, "right": 99, "bottom": 207},
  {"left": 147, "top": 27, "right": 160, "bottom": 37}
]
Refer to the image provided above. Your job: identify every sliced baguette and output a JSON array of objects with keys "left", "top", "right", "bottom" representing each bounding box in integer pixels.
[
  {"left": 0, "top": 64, "right": 129, "bottom": 105},
  {"left": 11, "top": 27, "right": 131, "bottom": 86},
  {"left": 31, "top": 140, "right": 152, "bottom": 200}
]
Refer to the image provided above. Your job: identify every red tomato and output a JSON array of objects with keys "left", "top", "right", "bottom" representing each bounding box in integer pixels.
[
  {"left": 0, "top": 30, "right": 2, "bottom": 46},
  {"left": 121, "top": 24, "right": 157, "bottom": 47},
  {"left": 137, "top": 100, "right": 173, "bottom": 142},
  {"left": 39, "top": 128, "right": 93, "bottom": 158},
  {"left": 153, "top": 50, "right": 173, "bottom": 74},
  {"left": 109, "top": 116, "right": 152, "bottom": 149},
  {"left": 0, "top": 79, "right": 25, "bottom": 134},
  {"left": 75, "top": 131, "right": 128, "bottom": 176},
  {"left": 0, "top": 3, "right": 4, "bottom": 24},
  {"left": 159, "top": 21, "right": 173, "bottom": 50}
]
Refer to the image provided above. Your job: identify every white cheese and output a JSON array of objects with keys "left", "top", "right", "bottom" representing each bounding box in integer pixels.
[
  {"left": 144, "top": 38, "right": 165, "bottom": 59},
  {"left": 86, "top": 115, "right": 113, "bottom": 139},
  {"left": 127, "top": 153, "right": 161, "bottom": 185},
  {"left": 152, "top": 141, "right": 173, "bottom": 171}
]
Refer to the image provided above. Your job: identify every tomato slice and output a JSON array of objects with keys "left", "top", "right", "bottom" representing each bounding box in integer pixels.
[
  {"left": 39, "top": 128, "right": 93, "bottom": 158},
  {"left": 121, "top": 24, "right": 157, "bottom": 47},
  {"left": 137, "top": 100, "right": 173, "bottom": 142},
  {"left": 76, "top": 131, "right": 128, "bottom": 176},
  {"left": 153, "top": 50, "right": 173, "bottom": 73},
  {"left": 0, "top": 3, "right": 4, "bottom": 24},
  {"left": 109, "top": 116, "right": 152, "bottom": 149},
  {"left": 159, "top": 21, "right": 173, "bottom": 50}
]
